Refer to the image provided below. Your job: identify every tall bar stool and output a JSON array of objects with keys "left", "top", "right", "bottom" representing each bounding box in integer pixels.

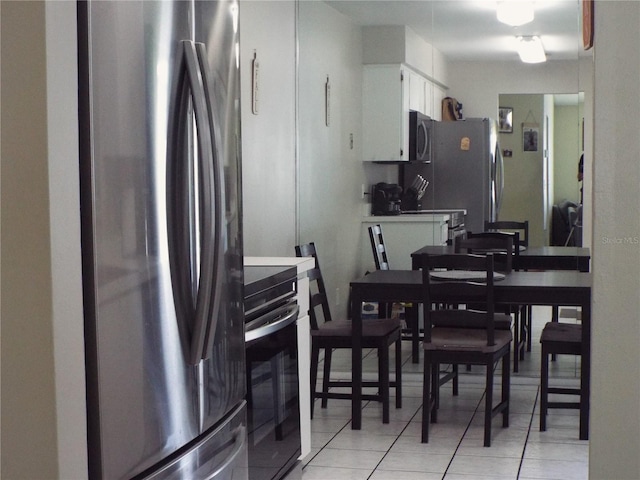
[{"left": 539, "top": 321, "right": 585, "bottom": 436}]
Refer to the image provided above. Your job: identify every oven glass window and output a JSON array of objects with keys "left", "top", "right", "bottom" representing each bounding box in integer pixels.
[{"left": 246, "top": 320, "right": 300, "bottom": 480}]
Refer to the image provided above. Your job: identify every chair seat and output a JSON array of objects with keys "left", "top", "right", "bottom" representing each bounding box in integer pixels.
[
  {"left": 313, "top": 317, "right": 400, "bottom": 337},
  {"left": 425, "top": 327, "right": 512, "bottom": 353},
  {"left": 540, "top": 322, "right": 581, "bottom": 344},
  {"left": 432, "top": 310, "right": 512, "bottom": 330}
]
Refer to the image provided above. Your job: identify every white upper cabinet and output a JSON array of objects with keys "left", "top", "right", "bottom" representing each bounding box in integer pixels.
[
  {"left": 362, "top": 64, "right": 433, "bottom": 162},
  {"left": 362, "top": 64, "right": 409, "bottom": 162}
]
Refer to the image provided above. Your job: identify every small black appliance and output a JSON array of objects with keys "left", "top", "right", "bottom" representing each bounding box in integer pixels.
[{"left": 372, "top": 183, "right": 403, "bottom": 216}]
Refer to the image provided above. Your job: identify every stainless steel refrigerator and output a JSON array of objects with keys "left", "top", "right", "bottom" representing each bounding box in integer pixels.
[
  {"left": 78, "top": 1, "right": 247, "bottom": 478},
  {"left": 403, "top": 118, "right": 504, "bottom": 234}
]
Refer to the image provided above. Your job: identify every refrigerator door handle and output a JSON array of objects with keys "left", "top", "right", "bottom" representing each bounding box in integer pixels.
[
  {"left": 167, "top": 40, "right": 217, "bottom": 366},
  {"left": 194, "top": 42, "right": 226, "bottom": 361},
  {"left": 496, "top": 145, "right": 505, "bottom": 217},
  {"left": 184, "top": 40, "right": 219, "bottom": 365}
]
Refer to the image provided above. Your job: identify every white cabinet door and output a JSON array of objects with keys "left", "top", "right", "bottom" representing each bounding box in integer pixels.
[
  {"left": 408, "top": 70, "right": 426, "bottom": 114},
  {"left": 362, "top": 65, "right": 408, "bottom": 161},
  {"left": 432, "top": 84, "right": 447, "bottom": 122},
  {"left": 424, "top": 81, "right": 434, "bottom": 118},
  {"left": 363, "top": 64, "right": 441, "bottom": 161}
]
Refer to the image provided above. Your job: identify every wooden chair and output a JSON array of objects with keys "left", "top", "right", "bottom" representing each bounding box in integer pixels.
[
  {"left": 484, "top": 220, "right": 529, "bottom": 252},
  {"left": 455, "top": 232, "right": 525, "bottom": 372},
  {"left": 420, "top": 252, "right": 511, "bottom": 447},
  {"left": 455, "top": 231, "right": 516, "bottom": 273},
  {"left": 539, "top": 322, "right": 585, "bottom": 437},
  {"left": 295, "top": 242, "right": 402, "bottom": 423}
]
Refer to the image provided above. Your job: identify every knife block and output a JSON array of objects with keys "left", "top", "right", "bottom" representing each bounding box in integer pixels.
[{"left": 401, "top": 189, "right": 421, "bottom": 211}]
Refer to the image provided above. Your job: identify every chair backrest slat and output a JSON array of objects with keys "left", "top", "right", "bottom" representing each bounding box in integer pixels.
[
  {"left": 455, "top": 231, "right": 515, "bottom": 273},
  {"left": 295, "top": 242, "right": 333, "bottom": 331},
  {"left": 484, "top": 220, "right": 529, "bottom": 248},
  {"left": 368, "top": 224, "right": 390, "bottom": 270}
]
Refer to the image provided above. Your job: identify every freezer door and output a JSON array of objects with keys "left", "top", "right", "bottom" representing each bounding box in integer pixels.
[
  {"left": 192, "top": 0, "right": 246, "bottom": 433},
  {"left": 146, "top": 403, "right": 248, "bottom": 480},
  {"left": 80, "top": 1, "right": 243, "bottom": 478}
]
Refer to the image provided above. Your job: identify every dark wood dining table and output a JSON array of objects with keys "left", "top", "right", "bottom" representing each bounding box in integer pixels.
[
  {"left": 349, "top": 269, "right": 592, "bottom": 440},
  {"left": 411, "top": 245, "right": 591, "bottom": 272},
  {"left": 406, "top": 245, "right": 591, "bottom": 364}
]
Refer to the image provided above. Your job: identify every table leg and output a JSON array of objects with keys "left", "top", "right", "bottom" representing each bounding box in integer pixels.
[
  {"left": 352, "top": 294, "right": 362, "bottom": 430},
  {"left": 407, "top": 303, "right": 420, "bottom": 363}
]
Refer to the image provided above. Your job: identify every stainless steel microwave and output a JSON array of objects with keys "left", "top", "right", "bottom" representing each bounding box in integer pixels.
[{"left": 409, "top": 110, "right": 433, "bottom": 163}]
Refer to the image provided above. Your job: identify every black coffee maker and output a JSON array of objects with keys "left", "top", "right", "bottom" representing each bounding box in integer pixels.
[{"left": 372, "top": 183, "right": 403, "bottom": 215}]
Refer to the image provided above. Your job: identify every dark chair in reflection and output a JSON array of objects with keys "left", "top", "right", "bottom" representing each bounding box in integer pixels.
[
  {"left": 455, "top": 232, "right": 523, "bottom": 371},
  {"left": 420, "top": 252, "right": 511, "bottom": 447},
  {"left": 539, "top": 321, "right": 585, "bottom": 438},
  {"left": 368, "top": 224, "right": 392, "bottom": 318},
  {"left": 368, "top": 224, "right": 390, "bottom": 271},
  {"left": 295, "top": 242, "right": 402, "bottom": 423},
  {"left": 484, "top": 220, "right": 529, "bottom": 252}
]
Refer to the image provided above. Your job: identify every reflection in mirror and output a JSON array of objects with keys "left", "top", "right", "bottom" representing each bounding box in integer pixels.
[
  {"left": 498, "top": 93, "right": 584, "bottom": 247},
  {"left": 296, "top": 2, "right": 592, "bottom": 463}
]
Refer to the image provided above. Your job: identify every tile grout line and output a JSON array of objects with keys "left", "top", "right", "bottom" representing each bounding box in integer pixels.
[
  {"left": 366, "top": 404, "right": 423, "bottom": 480},
  {"left": 441, "top": 381, "right": 487, "bottom": 479},
  {"left": 516, "top": 385, "right": 540, "bottom": 479}
]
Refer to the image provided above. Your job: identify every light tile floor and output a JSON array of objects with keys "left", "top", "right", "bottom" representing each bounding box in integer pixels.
[{"left": 298, "top": 306, "right": 587, "bottom": 480}]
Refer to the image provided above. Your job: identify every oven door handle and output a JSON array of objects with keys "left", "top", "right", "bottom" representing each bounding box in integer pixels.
[{"left": 245, "top": 304, "right": 299, "bottom": 342}]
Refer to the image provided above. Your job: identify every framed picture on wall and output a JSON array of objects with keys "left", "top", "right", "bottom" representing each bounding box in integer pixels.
[
  {"left": 498, "top": 107, "right": 513, "bottom": 133},
  {"left": 523, "top": 123, "right": 539, "bottom": 152}
]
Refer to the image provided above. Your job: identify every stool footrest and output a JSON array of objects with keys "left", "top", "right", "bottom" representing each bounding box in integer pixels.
[{"left": 547, "top": 401, "right": 581, "bottom": 409}]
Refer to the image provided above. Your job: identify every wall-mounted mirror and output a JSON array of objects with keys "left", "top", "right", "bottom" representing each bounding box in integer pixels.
[{"left": 296, "top": 2, "right": 591, "bottom": 466}]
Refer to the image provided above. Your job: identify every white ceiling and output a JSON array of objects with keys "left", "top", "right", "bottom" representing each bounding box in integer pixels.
[{"left": 325, "top": 0, "right": 585, "bottom": 63}]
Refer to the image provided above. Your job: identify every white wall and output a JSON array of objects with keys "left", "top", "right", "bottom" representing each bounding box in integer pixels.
[
  {"left": 590, "top": 1, "right": 640, "bottom": 477},
  {"left": 240, "top": 1, "right": 297, "bottom": 256},
  {"left": 447, "top": 60, "right": 582, "bottom": 119},
  {"left": 298, "top": 1, "right": 365, "bottom": 314}
]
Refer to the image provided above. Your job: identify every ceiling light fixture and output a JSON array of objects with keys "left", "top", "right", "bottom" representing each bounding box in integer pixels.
[
  {"left": 497, "top": 1, "right": 534, "bottom": 27},
  {"left": 517, "top": 36, "right": 546, "bottom": 63}
]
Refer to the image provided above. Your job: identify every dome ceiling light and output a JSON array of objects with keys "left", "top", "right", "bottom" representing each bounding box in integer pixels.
[{"left": 497, "top": 1, "right": 535, "bottom": 27}]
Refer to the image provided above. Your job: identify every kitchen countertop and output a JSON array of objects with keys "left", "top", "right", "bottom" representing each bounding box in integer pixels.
[{"left": 362, "top": 213, "right": 451, "bottom": 222}]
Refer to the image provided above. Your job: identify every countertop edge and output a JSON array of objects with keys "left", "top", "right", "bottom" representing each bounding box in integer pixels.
[
  {"left": 244, "top": 256, "right": 315, "bottom": 275},
  {"left": 361, "top": 214, "right": 451, "bottom": 223}
]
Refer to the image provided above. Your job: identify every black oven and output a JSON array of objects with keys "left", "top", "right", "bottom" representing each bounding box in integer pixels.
[{"left": 244, "top": 266, "right": 300, "bottom": 480}]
